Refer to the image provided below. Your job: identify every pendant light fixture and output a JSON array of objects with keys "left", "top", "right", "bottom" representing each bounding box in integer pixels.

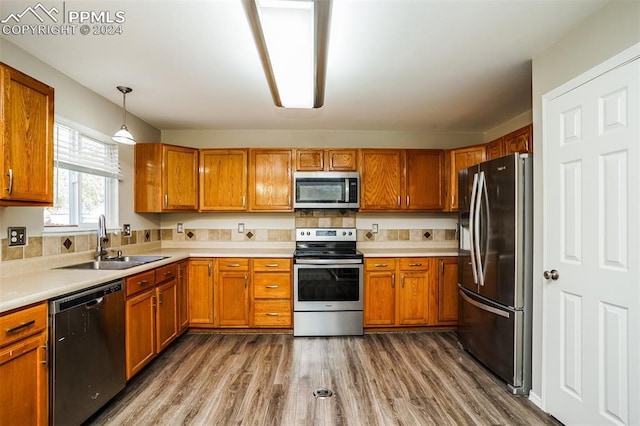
[{"left": 112, "top": 85, "right": 135, "bottom": 145}]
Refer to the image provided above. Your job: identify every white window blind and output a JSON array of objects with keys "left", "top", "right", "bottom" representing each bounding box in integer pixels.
[{"left": 54, "top": 123, "right": 122, "bottom": 179}]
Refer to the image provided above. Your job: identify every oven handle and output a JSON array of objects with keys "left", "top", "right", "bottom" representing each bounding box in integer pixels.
[{"left": 294, "top": 258, "right": 363, "bottom": 265}]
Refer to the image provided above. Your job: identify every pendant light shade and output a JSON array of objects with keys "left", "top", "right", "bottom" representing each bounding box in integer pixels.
[{"left": 112, "top": 86, "right": 136, "bottom": 145}]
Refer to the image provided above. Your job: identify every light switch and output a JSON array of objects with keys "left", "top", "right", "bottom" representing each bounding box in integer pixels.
[
  {"left": 372, "top": 224, "right": 378, "bottom": 234},
  {"left": 238, "top": 223, "right": 245, "bottom": 233},
  {"left": 177, "top": 223, "right": 184, "bottom": 233}
]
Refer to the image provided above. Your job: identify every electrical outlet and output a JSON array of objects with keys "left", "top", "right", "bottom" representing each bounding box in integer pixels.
[
  {"left": 123, "top": 224, "right": 131, "bottom": 236},
  {"left": 8, "top": 227, "right": 26, "bottom": 246},
  {"left": 372, "top": 224, "right": 378, "bottom": 234},
  {"left": 177, "top": 223, "right": 184, "bottom": 233},
  {"left": 238, "top": 223, "right": 245, "bottom": 233}
]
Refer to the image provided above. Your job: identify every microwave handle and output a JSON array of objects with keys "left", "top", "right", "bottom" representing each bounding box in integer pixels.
[{"left": 344, "top": 178, "right": 349, "bottom": 202}]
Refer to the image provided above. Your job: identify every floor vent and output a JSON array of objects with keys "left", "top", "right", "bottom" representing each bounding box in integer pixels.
[{"left": 313, "top": 388, "right": 333, "bottom": 399}]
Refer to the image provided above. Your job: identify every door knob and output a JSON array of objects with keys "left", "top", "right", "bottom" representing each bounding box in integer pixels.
[{"left": 543, "top": 269, "right": 560, "bottom": 280}]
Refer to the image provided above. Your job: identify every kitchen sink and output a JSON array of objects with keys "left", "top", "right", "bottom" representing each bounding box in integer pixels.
[{"left": 59, "top": 256, "right": 169, "bottom": 270}]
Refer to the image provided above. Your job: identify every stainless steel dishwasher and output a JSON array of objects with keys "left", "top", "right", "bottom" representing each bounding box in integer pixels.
[{"left": 49, "top": 279, "right": 125, "bottom": 426}]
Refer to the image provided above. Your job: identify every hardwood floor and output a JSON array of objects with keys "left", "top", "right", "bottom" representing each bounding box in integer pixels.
[{"left": 88, "top": 332, "right": 559, "bottom": 426}]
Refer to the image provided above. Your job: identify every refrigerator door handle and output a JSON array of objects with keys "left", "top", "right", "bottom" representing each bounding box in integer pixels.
[
  {"left": 474, "top": 171, "right": 485, "bottom": 286},
  {"left": 469, "top": 172, "right": 480, "bottom": 284},
  {"left": 460, "top": 289, "right": 510, "bottom": 318}
]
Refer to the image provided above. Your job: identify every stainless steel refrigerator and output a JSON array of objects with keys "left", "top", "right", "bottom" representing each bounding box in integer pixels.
[{"left": 457, "top": 153, "right": 533, "bottom": 395}]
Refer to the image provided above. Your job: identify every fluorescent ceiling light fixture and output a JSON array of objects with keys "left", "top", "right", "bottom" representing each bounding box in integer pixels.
[
  {"left": 112, "top": 86, "right": 135, "bottom": 145},
  {"left": 243, "top": 0, "right": 332, "bottom": 109}
]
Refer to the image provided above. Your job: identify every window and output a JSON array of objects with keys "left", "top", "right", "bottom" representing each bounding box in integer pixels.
[{"left": 44, "top": 121, "right": 120, "bottom": 230}]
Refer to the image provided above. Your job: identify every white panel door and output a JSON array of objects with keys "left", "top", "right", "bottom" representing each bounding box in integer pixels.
[{"left": 544, "top": 56, "right": 639, "bottom": 425}]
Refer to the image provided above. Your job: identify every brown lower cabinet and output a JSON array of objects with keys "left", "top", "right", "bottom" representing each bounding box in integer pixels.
[
  {"left": 125, "top": 262, "right": 184, "bottom": 380},
  {"left": 0, "top": 302, "right": 48, "bottom": 426},
  {"left": 365, "top": 257, "right": 458, "bottom": 327}
]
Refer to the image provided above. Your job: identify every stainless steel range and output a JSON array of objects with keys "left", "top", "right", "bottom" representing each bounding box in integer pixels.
[{"left": 293, "top": 227, "right": 363, "bottom": 336}]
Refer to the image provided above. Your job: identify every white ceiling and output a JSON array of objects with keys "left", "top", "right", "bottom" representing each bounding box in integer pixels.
[{"left": 1, "top": 0, "right": 607, "bottom": 133}]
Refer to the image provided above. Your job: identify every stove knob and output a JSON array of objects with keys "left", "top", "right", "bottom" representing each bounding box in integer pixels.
[
  {"left": 342, "top": 231, "right": 347, "bottom": 236},
  {"left": 348, "top": 231, "right": 353, "bottom": 236},
  {"left": 306, "top": 231, "right": 311, "bottom": 236}
]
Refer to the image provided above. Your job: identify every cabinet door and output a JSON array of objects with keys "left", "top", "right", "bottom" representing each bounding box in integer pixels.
[
  {"left": 485, "top": 137, "right": 504, "bottom": 160},
  {"left": 0, "top": 64, "right": 54, "bottom": 205},
  {"left": 0, "top": 332, "right": 48, "bottom": 426},
  {"left": 177, "top": 261, "right": 189, "bottom": 333},
  {"left": 364, "top": 271, "right": 396, "bottom": 326},
  {"left": 156, "top": 279, "right": 178, "bottom": 352},
  {"left": 188, "top": 259, "right": 214, "bottom": 326},
  {"left": 397, "top": 271, "right": 430, "bottom": 325},
  {"left": 249, "top": 149, "right": 292, "bottom": 211},
  {"left": 360, "top": 149, "right": 402, "bottom": 210},
  {"left": 327, "top": 149, "right": 357, "bottom": 171},
  {"left": 295, "top": 149, "right": 324, "bottom": 171},
  {"left": 200, "top": 149, "right": 247, "bottom": 211},
  {"left": 216, "top": 271, "right": 250, "bottom": 327},
  {"left": 503, "top": 124, "right": 532, "bottom": 155},
  {"left": 163, "top": 145, "right": 198, "bottom": 210},
  {"left": 125, "top": 290, "right": 156, "bottom": 379},
  {"left": 431, "top": 257, "right": 458, "bottom": 325},
  {"left": 405, "top": 150, "right": 444, "bottom": 210},
  {"left": 448, "top": 145, "right": 486, "bottom": 211}
]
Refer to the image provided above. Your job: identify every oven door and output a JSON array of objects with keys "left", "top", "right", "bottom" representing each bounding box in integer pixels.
[{"left": 294, "top": 262, "right": 363, "bottom": 311}]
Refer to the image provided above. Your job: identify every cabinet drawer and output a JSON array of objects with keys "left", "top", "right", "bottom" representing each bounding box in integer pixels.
[
  {"left": 365, "top": 258, "right": 396, "bottom": 271},
  {"left": 399, "top": 258, "right": 430, "bottom": 271},
  {"left": 0, "top": 302, "right": 47, "bottom": 347},
  {"left": 218, "top": 258, "right": 249, "bottom": 271},
  {"left": 126, "top": 270, "right": 156, "bottom": 297},
  {"left": 156, "top": 263, "right": 178, "bottom": 283},
  {"left": 253, "top": 273, "right": 291, "bottom": 299},
  {"left": 253, "top": 300, "right": 291, "bottom": 327},
  {"left": 253, "top": 258, "right": 291, "bottom": 272}
]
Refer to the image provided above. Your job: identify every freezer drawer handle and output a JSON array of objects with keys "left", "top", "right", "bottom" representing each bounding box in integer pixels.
[
  {"left": 460, "top": 290, "right": 510, "bottom": 318},
  {"left": 543, "top": 269, "right": 559, "bottom": 280}
]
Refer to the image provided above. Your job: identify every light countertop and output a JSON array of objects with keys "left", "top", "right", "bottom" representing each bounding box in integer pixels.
[{"left": 1, "top": 246, "right": 458, "bottom": 314}]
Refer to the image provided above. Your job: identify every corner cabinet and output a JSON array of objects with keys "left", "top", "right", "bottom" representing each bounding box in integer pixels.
[
  {"left": 359, "top": 149, "right": 444, "bottom": 211},
  {"left": 248, "top": 149, "right": 293, "bottom": 211},
  {"left": 0, "top": 302, "right": 48, "bottom": 426},
  {"left": 446, "top": 145, "right": 486, "bottom": 211},
  {"left": 0, "top": 63, "right": 54, "bottom": 206},
  {"left": 134, "top": 143, "right": 199, "bottom": 212},
  {"left": 199, "top": 149, "right": 248, "bottom": 211}
]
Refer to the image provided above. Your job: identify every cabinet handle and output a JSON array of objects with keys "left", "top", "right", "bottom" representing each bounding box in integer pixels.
[
  {"left": 5, "top": 320, "right": 35, "bottom": 334},
  {"left": 402, "top": 274, "right": 405, "bottom": 288},
  {"left": 208, "top": 262, "right": 212, "bottom": 277},
  {"left": 6, "top": 168, "right": 13, "bottom": 195},
  {"left": 397, "top": 195, "right": 401, "bottom": 207},
  {"left": 164, "top": 194, "right": 168, "bottom": 207},
  {"left": 164, "top": 271, "right": 173, "bottom": 277},
  {"left": 391, "top": 274, "right": 395, "bottom": 288},
  {"left": 244, "top": 274, "right": 248, "bottom": 288},
  {"left": 138, "top": 280, "right": 150, "bottom": 286},
  {"left": 265, "top": 263, "right": 279, "bottom": 268},
  {"left": 408, "top": 263, "right": 422, "bottom": 267},
  {"left": 265, "top": 285, "right": 279, "bottom": 289},
  {"left": 242, "top": 195, "right": 246, "bottom": 208},
  {"left": 41, "top": 342, "right": 48, "bottom": 366},
  {"left": 266, "top": 313, "right": 280, "bottom": 317},
  {"left": 227, "top": 263, "right": 241, "bottom": 267},
  {"left": 152, "top": 295, "right": 156, "bottom": 308},
  {"left": 406, "top": 195, "right": 410, "bottom": 207},
  {"left": 374, "top": 263, "right": 388, "bottom": 268},
  {"left": 158, "top": 291, "right": 163, "bottom": 305}
]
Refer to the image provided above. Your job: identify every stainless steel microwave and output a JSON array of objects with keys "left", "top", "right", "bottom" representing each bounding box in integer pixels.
[{"left": 293, "top": 172, "right": 360, "bottom": 209}]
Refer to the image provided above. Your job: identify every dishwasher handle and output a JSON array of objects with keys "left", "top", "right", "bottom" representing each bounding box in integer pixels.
[
  {"left": 84, "top": 297, "right": 104, "bottom": 310},
  {"left": 51, "top": 280, "right": 123, "bottom": 313}
]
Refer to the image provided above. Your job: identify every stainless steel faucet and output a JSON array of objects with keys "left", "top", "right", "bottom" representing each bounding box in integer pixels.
[{"left": 96, "top": 214, "right": 109, "bottom": 260}]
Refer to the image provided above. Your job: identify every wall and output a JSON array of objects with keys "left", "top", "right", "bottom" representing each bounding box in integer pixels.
[
  {"left": 484, "top": 109, "right": 532, "bottom": 142},
  {"left": 530, "top": 0, "right": 640, "bottom": 408},
  {"left": 0, "top": 39, "right": 162, "bottom": 272}
]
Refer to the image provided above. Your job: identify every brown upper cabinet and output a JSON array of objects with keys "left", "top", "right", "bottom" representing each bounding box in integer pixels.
[
  {"left": 199, "top": 149, "right": 248, "bottom": 211},
  {"left": 134, "top": 143, "right": 199, "bottom": 212},
  {"left": 446, "top": 144, "right": 486, "bottom": 211},
  {"left": 359, "top": 149, "right": 444, "bottom": 211},
  {"left": 249, "top": 149, "right": 293, "bottom": 211},
  {"left": 486, "top": 124, "right": 533, "bottom": 160},
  {"left": 0, "top": 63, "right": 55, "bottom": 206},
  {"left": 295, "top": 148, "right": 358, "bottom": 171}
]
